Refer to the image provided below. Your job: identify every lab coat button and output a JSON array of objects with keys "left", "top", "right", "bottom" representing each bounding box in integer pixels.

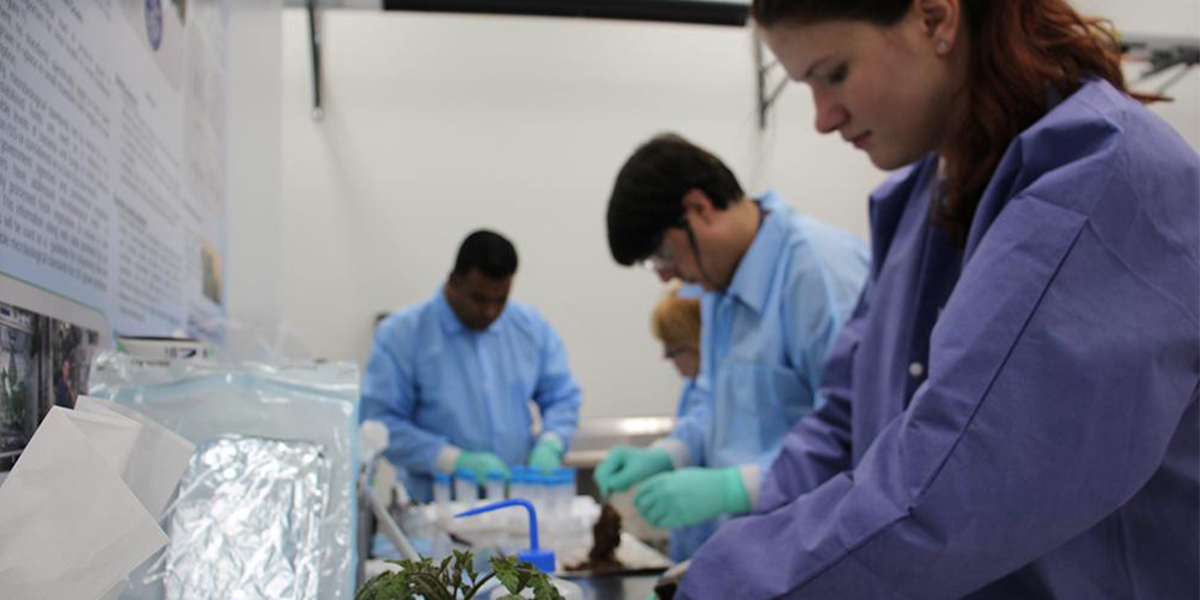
[{"left": 908, "top": 362, "right": 925, "bottom": 378}]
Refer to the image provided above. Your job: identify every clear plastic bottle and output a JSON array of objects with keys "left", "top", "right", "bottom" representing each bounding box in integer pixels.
[
  {"left": 510, "top": 466, "right": 530, "bottom": 500},
  {"left": 507, "top": 467, "right": 530, "bottom": 531},
  {"left": 485, "top": 472, "right": 506, "bottom": 501},
  {"left": 528, "top": 470, "right": 548, "bottom": 524},
  {"left": 553, "top": 468, "right": 575, "bottom": 519},
  {"left": 433, "top": 471, "right": 452, "bottom": 513},
  {"left": 455, "top": 469, "right": 478, "bottom": 504},
  {"left": 544, "top": 470, "right": 561, "bottom": 522}
]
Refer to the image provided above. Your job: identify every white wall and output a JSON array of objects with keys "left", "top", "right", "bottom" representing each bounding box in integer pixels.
[
  {"left": 277, "top": 11, "right": 886, "bottom": 419},
  {"left": 227, "top": 1, "right": 283, "bottom": 328},
  {"left": 276, "top": 4, "right": 1198, "bottom": 420}
]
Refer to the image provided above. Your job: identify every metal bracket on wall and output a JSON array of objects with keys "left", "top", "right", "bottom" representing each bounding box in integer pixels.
[
  {"left": 756, "top": 33, "right": 787, "bottom": 130},
  {"left": 291, "top": 0, "right": 750, "bottom": 121},
  {"left": 1122, "top": 34, "right": 1200, "bottom": 96},
  {"left": 308, "top": 0, "right": 324, "bottom": 121}
]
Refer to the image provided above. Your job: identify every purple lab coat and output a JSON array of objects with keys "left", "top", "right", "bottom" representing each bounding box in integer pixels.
[{"left": 677, "top": 78, "right": 1199, "bottom": 599}]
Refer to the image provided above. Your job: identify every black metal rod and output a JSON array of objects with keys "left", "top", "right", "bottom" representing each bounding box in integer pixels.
[
  {"left": 755, "top": 36, "right": 767, "bottom": 129},
  {"left": 383, "top": 0, "right": 748, "bottom": 27},
  {"left": 308, "top": 0, "right": 324, "bottom": 120}
]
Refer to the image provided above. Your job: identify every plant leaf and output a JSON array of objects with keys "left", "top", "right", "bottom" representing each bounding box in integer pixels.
[
  {"left": 355, "top": 571, "right": 414, "bottom": 600},
  {"left": 532, "top": 577, "right": 566, "bottom": 600},
  {"left": 495, "top": 567, "right": 522, "bottom": 593}
]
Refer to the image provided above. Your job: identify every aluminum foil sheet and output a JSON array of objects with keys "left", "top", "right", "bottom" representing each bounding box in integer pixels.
[{"left": 165, "top": 435, "right": 329, "bottom": 600}]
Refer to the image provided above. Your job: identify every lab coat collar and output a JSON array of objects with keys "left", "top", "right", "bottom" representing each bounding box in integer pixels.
[
  {"left": 434, "top": 285, "right": 507, "bottom": 337},
  {"left": 867, "top": 156, "right": 937, "bottom": 277},
  {"left": 722, "top": 194, "right": 788, "bottom": 316},
  {"left": 433, "top": 286, "right": 467, "bottom": 336}
]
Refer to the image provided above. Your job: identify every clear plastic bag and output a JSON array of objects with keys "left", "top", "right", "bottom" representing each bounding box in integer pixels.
[{"left": 88, "top": 352, "right": 360, "bottom": 600}]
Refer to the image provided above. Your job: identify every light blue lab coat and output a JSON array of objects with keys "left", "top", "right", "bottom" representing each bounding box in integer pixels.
[
  {"left": 361, "top": 289, "right": 582, "bottom": 502},
  {"left": 667, "top": 379, "right": 717, "bottom": 562},
  {"left": 665, "top": 192, "right": 869, "bottom": 559},
  {"left": 678, "top": 79, "right": 1200, "bottom": 599}
]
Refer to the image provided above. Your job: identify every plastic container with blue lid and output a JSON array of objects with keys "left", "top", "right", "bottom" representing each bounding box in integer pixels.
[{"left": 454, "top": 469, "right": 478, "bottom": 502}]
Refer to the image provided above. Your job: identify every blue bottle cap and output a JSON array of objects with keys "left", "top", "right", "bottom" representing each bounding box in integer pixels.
[
  {"left": 486, "top": 471, "right": 505, "bottom": 481},
  {"left": 512, "top": 466, "right": 531, "bottom": 483},
  {"left": 433, "top": 471, "right": 451, "bottom": 483},
  {"left": 455, "top": 469, "right": 478, "bottom": 482}
]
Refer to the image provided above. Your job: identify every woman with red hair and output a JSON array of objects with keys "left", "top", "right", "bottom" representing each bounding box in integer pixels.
[{"left": 670, "top": 0, "right": 1199, "bottom": 598}]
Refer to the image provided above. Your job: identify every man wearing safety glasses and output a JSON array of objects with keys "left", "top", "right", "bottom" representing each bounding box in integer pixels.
[{"left": 596, "top": 133, "right": 869, "bottom": 559}]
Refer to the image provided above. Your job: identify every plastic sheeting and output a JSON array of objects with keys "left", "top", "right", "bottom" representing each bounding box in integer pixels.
[
  {"left": 88, "top": 353, "right": 360, "bottom": 600},
  {"left": 166, "top": 436, "right": 327, "bottom": 600}
]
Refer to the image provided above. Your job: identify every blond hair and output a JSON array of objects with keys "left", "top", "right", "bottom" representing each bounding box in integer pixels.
[{"left": 651, "top": 284, "right": 701, "bottom": 350}]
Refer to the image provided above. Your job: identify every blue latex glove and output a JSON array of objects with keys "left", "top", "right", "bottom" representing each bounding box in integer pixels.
[
  {"left": 454, "top": 451, "right": 510, "bottom": 482},
  {"left": 593, "top": 445, "right": 673, "bottom": 497},
  {"left": 633, "top": 467, "right": 750, "bottom": 529},
  {"left": 528, "top": 437, "right": 564, "bottom": 472}
]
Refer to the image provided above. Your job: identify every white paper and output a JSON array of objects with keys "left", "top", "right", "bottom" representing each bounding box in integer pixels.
[
  {"left": 75, "top": 396, "right": 196, "bottom": 518},
  {"left": 0, "top": 407, "right": 171, "bottom": 600},
  {"left": 94, "top": 578, "right": 130, "bottom": 600},
  {"left": 56, "top": 407, "right": 143, "bottom": 486}
]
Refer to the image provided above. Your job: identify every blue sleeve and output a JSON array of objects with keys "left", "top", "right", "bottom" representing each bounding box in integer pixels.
[
  {"left": 680, "top": 174, "right": 1199, "bottom": 598},
  {"left": 751, "top": 237, "right": 868, "bottom": 480},
  {"left": 531, "top": 320, "right": 582, "bottom": 447},
  {"left": 758, "top": 276, "right": 870, "bottom": 512},
  {"left": 668, "top": 377, "right": 711, "bottom": 466},
  {"left": 359, "top": 322, "right": 449, "bottom": 473}
]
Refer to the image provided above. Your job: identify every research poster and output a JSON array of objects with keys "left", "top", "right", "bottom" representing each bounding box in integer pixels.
[{"left": 0, "top": 0, "right": 229, "bottom": 341}]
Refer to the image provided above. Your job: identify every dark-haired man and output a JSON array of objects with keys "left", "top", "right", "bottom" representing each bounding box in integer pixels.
[
  {"left": 596, "top": 133, "right": 868, "bottom": 558},
  {"left": 361, "top": 230, "right": 583, "bottom": 502}
]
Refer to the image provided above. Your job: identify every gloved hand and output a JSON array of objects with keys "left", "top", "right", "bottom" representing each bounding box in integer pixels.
[
  {"left": 454, "top": 451, "right": 510, "bottom": 482},
  {"left": 633, "top": 467, "right": 750, "bottom": 529},
  {"left": 528, "top": 437, "right": 564, "bottom": 472},
  {"left": 593, "top": 445, "right": 673, "bottom": 498}
]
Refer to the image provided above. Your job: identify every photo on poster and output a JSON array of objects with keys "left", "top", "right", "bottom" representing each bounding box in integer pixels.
[
  {"left": 44, "top": 320, "right": 100, "bottom": 416},
  {"left": 0, "top": 301, "right": 100, "bottom": 472},
  {"left": 200, "top": 239, "right": 223, "bottom": 306},
  {"left": 0, "top": 304, "right": 39, "bottom": 472}
]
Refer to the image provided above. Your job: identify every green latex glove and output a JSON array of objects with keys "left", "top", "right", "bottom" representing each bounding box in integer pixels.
[
  {"left": 454, "top": 451, "right": 510, "bottom": 482},
  {"left": 593, "top": 445, "right": 674, "bottom": 498},
  {"left": 528, "top": 437, "right": 564, "bottom": 472},
  {"left": 633, "top": 467, "right": 750, "bottom": 529}
]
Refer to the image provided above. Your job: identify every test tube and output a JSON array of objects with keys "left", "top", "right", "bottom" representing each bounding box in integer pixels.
[
  {"left": 455, "top": 469, "right": 478, "bottom": 504},
  {"left": 433, "top": 471, "right": 452, "bottom": 511}
]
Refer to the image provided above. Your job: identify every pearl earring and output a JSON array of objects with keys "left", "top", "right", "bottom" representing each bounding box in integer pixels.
[{"left": 936, "top": 39, "right": 949, "bottom": 53}]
